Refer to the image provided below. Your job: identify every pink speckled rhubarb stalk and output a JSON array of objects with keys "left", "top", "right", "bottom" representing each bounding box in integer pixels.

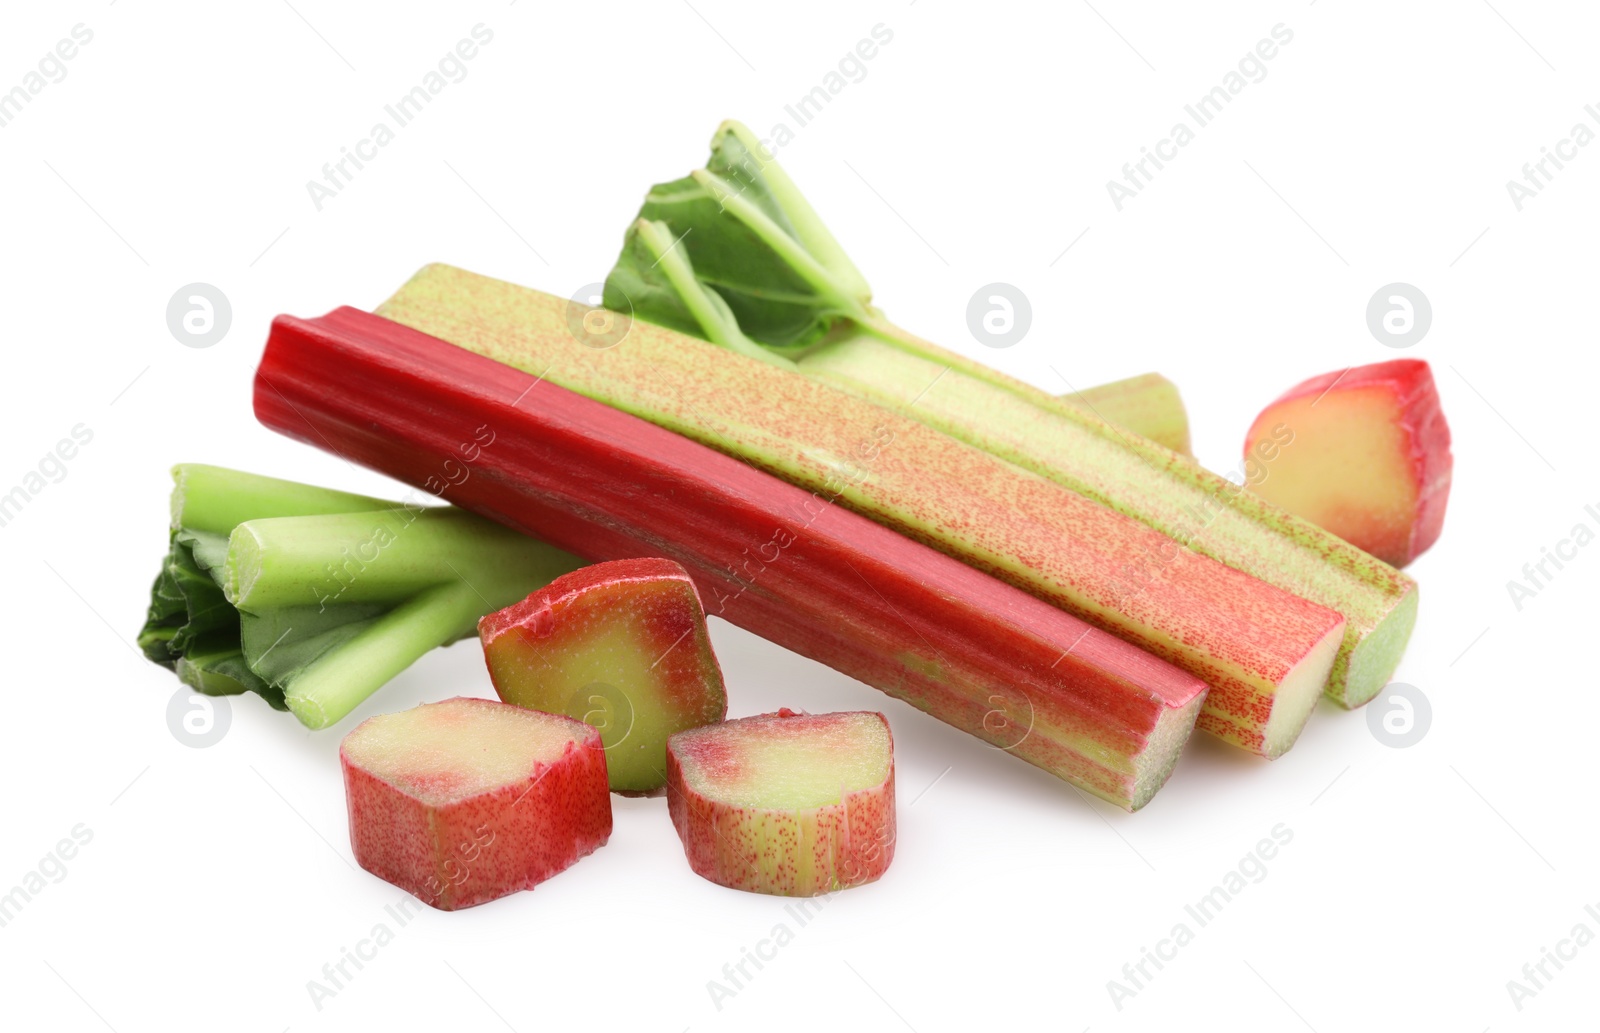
[
  {"left": 340, "top": 697, "right": 611, "bottom": 910},
  {"left": 667, "top": 709, "right": 895, "bottom": 896}
]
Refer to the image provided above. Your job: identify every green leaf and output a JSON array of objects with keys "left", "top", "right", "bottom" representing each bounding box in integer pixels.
[
  {"left": 138, "top": 531, "right": 239, "bottom": 663},
  {"left": 174, "top": 632, "right": 273, "bottom": 702},
  {"left": 607, "top": 219, "right": 789, "bottom": 368},
  {"left": 138, "top": 565, "right": 186, "bottom": 666},
  {"left": 605, "top": 120, "right": 873, "bottom": 355},
  {"left": 703, "top": 121, "right": 872, "bottom": 302},
  {"left": 239, "top": 603, "right": 386, "bottom": 687},
  {"left": 603, "top": 218, "right": 718, "bottom": 343}
]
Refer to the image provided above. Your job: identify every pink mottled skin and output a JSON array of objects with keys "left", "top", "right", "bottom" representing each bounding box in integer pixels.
[
  {"left": 1246, "top": 359, "right": 1452, "bottom": 568},
  {"left": 666, "top": 710, "right": 896, "bottom": 897},
  {"left": 340, "top": 698, "right": 612, "bottom": 911}
]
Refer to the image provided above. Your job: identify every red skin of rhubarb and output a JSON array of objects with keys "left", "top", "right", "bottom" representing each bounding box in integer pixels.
[
  {"left": 479, "top": 557, "right": 727, "bottom": 795},
  {"left": 667, "top": 709, "right": 895, "bottom": 896},
  {"left": 254, "top": 308, "right": 1208, "bottom": 811},
  {"left": 340, "top": 698, "right": 611, "bottom": 911},
  {"left": 1245, "top": 359, "right": 1452, "bottom": 567}
]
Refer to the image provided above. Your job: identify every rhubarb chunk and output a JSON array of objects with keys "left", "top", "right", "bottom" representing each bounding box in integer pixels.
[
  {"left": 667, "top": 709, "right": 895, "bottom": 896},
  {"left": 480, "top": 558, "right": 728, "bottom": 795},
  {"left": 1244, "top": 359, "right": 1453, "bottom": 568},
  {"left": 340, "top": 697, "right": 611, "bottom": 910}
]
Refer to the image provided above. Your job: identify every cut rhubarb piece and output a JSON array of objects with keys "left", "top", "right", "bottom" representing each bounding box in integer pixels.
[
  {"left": 667, "top": 709, "right": 895, "bottom": 896},
  {"left": 1061, "top": 373, "right": 1192, "bottom": 455},
  {"left": 601, "top": 122, "right": 1417, "bottom": 710},
  {"left": 340, "top": 697, "right": 611, "bottom": 910},
  {"left": 375, "top": 267, "right": 1347, "bottom": 758},
  {"left": 255, "top": 307, "right": 1207, "bottom": 810},
  {"left": 480, "top": 558, "right": 728, "bottom": 795},
  {"left": 1244, "top": 359, "right": 1453, "bottom": 568}
]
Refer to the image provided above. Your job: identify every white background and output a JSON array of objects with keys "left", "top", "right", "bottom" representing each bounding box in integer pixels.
[{"left": 1, "top": 2, "right": 1593, "bottom": 1030}]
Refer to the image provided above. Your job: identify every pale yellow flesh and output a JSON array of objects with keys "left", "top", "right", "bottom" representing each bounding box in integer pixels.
[
  {"left": 1249, "top": 389, "right": 1418, "bottom": 560},
  {"left": 1260, "top": 624, "right": 1345, "bottom": 758},
  {"left": 343, "top": 699, "right": 579, "bottom": 807},
  {"left": 679, "top": 714, "right": 890, "bottom": 809},
  {"left": 496, "top": 622, "right": 683, "bottom": 789}
]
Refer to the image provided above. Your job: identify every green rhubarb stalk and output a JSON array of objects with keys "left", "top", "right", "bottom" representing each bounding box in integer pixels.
[
  {"left": 1060, "top": 373, "right": 1192, "bottom": 455},
  {"left": 228, "top": 509, "right": 581, "bottom": 727},
  {"left": 139, "top": 465, "right": 391, "bottom": 682},
  {"left": 172, "top": 462, "right": 394, "bottom": 533},
  {"left": 226, "top": 508, "right": 569, "bottom": 610},
  {"left": 599, "top": 121, "right": 1416, "bottom": 709},
  {"left": 278, "top": 581, "right": 485, "bottom": 728},
  {"left": 139, "top": 465, "right": 582, "bottom": 727}
]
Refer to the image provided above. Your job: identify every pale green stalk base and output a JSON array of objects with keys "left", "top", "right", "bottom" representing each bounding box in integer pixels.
[
  {"left": 283, "top": 542, "right": 582, "bottom": 729},
  {"left": 173, "top": 463, "right": 393, "bottom": 535},
  {"left": 284, "top": 581, "right": 484, "bottom": 729},
  {"left": 226, "top": 508, "right": 578, "bottom": 610},
  {"left": 259, "top": 518, "right": 583, "bottom": 728},
  {"left": 148, "top": 464, "right": 585, "bottom": 729}
]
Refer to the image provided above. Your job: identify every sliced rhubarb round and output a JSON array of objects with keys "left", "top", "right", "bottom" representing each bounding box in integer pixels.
[
  {"left": 1244, "top": 359, "right": 1452, "bottom": 568},
  {"left": 480, "top": 557, "right": 727, "bottom": 795},
  {"left": 340, "top": 696, "right": 611, "bottom": 910},
  {"left": 667, "top": 709, "right": 895, "bottom": 896}
]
